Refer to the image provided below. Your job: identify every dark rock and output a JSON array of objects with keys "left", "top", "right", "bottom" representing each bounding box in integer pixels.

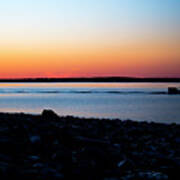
[
  {"left": 33, "top": 163, "right": 44, "bottom": 168},
  {"left": 74, "top": 136, "right": 110, "bottom": 147},
  {"left": 168, "top": 87, "right": 180, "bottom": 94},
  {"left": 0, "top": 110, "right": 179, "bottom": 179},
  {"left": 174, "top": 137, "right": 180, "bottom": 143},
  {"left": 137, "top": 171, "right": 168, "bottom": 180},
  {"left": 42, "top": 109, "right": 59, "bottom": 120},
  {"left": 28, "top": 155, "right": 40, "bottom": 161},
  {"left": 41, "top": 167, "right": 64, "bottom": 179},
  {"left": 29, "top": 135, "right": 41, "bottom": 144}
]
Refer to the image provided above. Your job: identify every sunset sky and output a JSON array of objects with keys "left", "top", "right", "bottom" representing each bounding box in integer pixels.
[{"left": 0, "top": 0, "right": 180, "bottom": 78}]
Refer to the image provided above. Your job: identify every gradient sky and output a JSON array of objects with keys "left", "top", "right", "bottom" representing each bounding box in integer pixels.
[{"left": 0, "top": 0, "right": 180, "bottom": 78}]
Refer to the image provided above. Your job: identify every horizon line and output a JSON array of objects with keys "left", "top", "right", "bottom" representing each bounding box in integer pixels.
[
  {"left": 0, "top": 76, "right": 179, "bottom": 83},
  {"left": 1, "top": 75, "right": 180, "bottom": 79}
]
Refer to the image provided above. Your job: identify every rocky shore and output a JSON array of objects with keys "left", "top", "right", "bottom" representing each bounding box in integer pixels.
[{"left": 0, "top": 110, "right": 180, "bottom": 179}]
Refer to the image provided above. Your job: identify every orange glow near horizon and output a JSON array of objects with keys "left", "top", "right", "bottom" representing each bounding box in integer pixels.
[
  {"left": 0, "top": 1, "right": 180, "bottom": 78},
  {"left": 0, "top": 40, "right": 180, "bottom": 78}
]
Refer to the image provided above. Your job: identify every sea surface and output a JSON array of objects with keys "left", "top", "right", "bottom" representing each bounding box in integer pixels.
[{"left": 0, "top": 82, "right": 180, "bottom": 123}]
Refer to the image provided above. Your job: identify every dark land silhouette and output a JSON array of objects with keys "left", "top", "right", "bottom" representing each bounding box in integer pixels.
[{"left": 0, "top": 77, "right": 180, "bottom": 82}]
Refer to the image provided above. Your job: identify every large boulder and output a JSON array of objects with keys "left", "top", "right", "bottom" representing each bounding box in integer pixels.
[{"left": 42, "top": 109, "right": 59, "bottom": 120}]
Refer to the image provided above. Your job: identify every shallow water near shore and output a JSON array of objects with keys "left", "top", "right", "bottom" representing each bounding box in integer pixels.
[{"left": 0, "top": 82, "right": 180, "bottom": 123}]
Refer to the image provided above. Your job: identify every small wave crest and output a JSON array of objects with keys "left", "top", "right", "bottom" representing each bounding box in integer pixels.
[{"left": 0, "top": 89, "right": 173, "bottom": 95}]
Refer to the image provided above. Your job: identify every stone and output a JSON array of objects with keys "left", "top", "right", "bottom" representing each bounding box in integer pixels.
[
  {"left": 168, "top": 87, "right": 180, "bottom": 94},
  {"left": 29, "top": 135, "right": 41, "bottom": 144},
  {"left": 42, "top": 109, "right": 59, "bottom": 120},
  {"left": 0, "top": 110, "right": 179, "bottom": 179}
]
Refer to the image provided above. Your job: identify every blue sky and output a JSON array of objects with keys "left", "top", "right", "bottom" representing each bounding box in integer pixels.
[{"left": 0, "top": 0, "right": 179, "bottom": 44}]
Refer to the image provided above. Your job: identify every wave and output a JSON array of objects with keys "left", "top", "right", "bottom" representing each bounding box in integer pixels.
[{"left": 0, "top": 89, "right": 175, "bottom": 95}]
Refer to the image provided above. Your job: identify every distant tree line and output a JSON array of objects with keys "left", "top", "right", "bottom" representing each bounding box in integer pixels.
[{"left": 0, "top": 77, "right": 179, "bottom": 82}]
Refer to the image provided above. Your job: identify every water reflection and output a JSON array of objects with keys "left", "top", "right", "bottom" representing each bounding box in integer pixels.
[{"left": 0, "top": 83, "right": 180, "bottom": 123}]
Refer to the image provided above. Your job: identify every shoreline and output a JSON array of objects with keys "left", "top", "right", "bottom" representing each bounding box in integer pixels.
[
  {"left": 0, "top": 111, "right": 179, "bottom": 125},
  {"left": 0, "top": 110, "right": 180, "bottom": 179}
]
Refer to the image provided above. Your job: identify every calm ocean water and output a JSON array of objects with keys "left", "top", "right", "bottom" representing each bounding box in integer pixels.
[{"left": 0, "top": 82, "right": 180, "bottom": 123}]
